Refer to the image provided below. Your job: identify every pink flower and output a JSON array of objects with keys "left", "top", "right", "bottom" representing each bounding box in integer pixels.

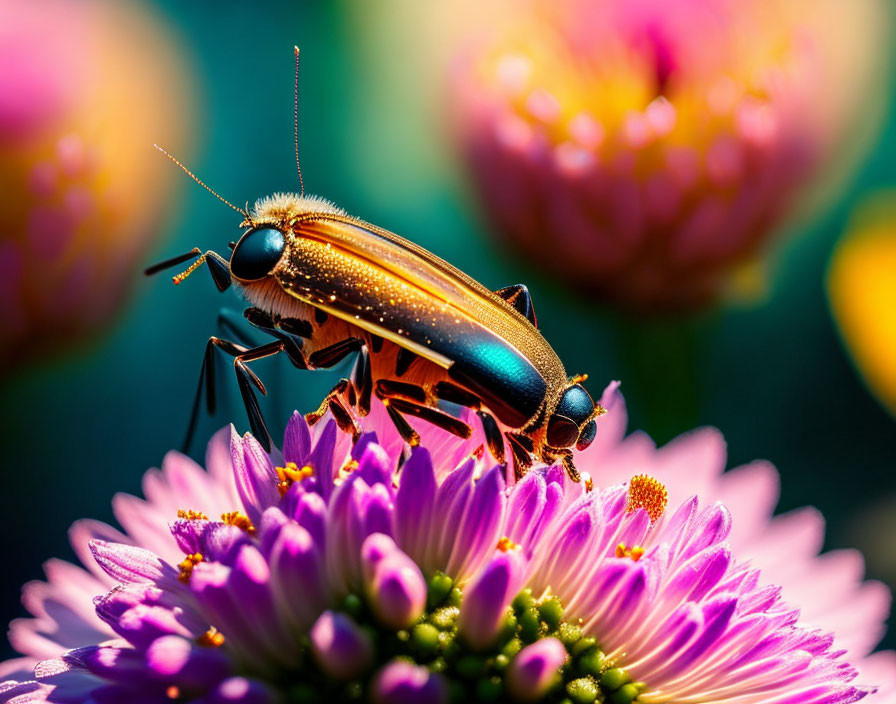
[
  {"left": 1, "top": 389, "right": 892, "bottom": 702},
  {"left": 0, "top": 0, "right": 194, "bottom": 369},
  {"left": 450, "top": 0, "right": 888, "bottom": 310}
]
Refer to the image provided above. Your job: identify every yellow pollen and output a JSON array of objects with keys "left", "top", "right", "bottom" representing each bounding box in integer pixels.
[
  {"left": 626, "top": 474, "right": 668, "bottom": 522},
  {"left": 166, "top": 685, "right": 181, "bottom": 700},
  {"left": 496, "top": 536, "right": 519, "bottom": 552},
  {"left": 582, "top": 472, "right": 594, "bottom": 492},
  {"left": 275, "top": 462, "right": 313, "bottom": 496},
  {"left": 594, "top": 404, "right": 608, "bottom": 417},
  {"left": 178, "top": 553, "right": 203, "bottom": 583},
  {"left": 615, "top": 543, "right": 645, "bottom": 561},
  {"left": 176, "top": 509, "right": 208, "bottom": 521},
  {"left": 221, "top": 511, "right": 256, "bottom": 535},
  {"left": 341, "top": 459, "right": 359, "bottom": 474},
  {"left": 196, "top": 627, "right": 225, "bottom": 648}
]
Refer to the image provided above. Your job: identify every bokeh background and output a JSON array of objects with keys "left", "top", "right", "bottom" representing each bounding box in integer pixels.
[{"left": 1, "top": 0, "right": 895, "bottom": 660}]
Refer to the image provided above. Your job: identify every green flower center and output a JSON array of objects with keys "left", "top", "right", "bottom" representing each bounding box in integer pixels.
[{"left": 284, "top": 572, "right": 646, "bottom": 703}]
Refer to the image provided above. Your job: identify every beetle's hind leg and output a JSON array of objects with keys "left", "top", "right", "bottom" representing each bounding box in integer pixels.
[{"left": 375, "top": 380, "right": 472, "bottom": 446}]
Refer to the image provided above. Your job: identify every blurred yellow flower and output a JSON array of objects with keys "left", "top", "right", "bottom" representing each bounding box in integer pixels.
[
  {"left": 828, "top": 193, "right": 896, "bottom": 417},
  {"left": 0, "top": 0, "right": 194, "bottom": 369}
]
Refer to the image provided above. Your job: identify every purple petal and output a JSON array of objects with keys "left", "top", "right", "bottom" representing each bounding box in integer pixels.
[
  {"left": 370, "top": 551, "right": 427, "bottom": 631},
  {"left": 257, "top": 507, "right": 290, "bottom": 557},
  {"left": 169, "top": 519, "right": 207, "bottom": 556},
  {"left": 290, "top": 491, "right": 327, "bottom": 549},
  {"left": 268, "top": 523, "right": 327, "bottom": 632},
  {"left": 372, "top": 660, "right": 447, "bottom": 704},
  {"left": 200, "top": 524, "right": 250, "bottom": 565},
  {"left": 393, "top": 448, "right": 437, "bottom": 564},
  {"left": 309, "top": 611, "right": 373, "bottom": 680},
  {"left": 361, "top": 533, "right": 400, "bottom": 587},
  {"left": 326, "top": 477, "right": 368, "bottom": 593},
  {"left": 229, "top": 430, "right": 278, "bottom": 524},
  {"left": 309, "top": 420, "right": 338, "bottom": 501},
  {"left": 351, "top": 432, "right": 380, "bottom": 461},
  {"left": 88, "top": 541, "right": 175, "bottom": 585},
  {"left": 282, "top": 412, "right": 312, "bottom": 465},
  {"left": 447, "top": 466, "right": 506, "bottom": 579},
  {"left": 69, "top": 646, "right": 148, "bottom": 685},
  {"left": 205, "top": 677, "right": 277, "bottom": 704},
  {"left": 459, "top": 549, "right": 526, "bottom": 649},
  {"left": 356, "top": 442, "right": 392, "bottom": 488},
  {"left": 226, "top": 545, "right": 295, "bottom": 664},
  {"left": 504, "top": 471, "right": 546, "bottom": 546},
  {"left": 144, "top": 635, "right": 231, "bottom": 690},
  {"left": 362, "top": 483, "right": 394, "bottom": 538},
  {"left": 665, "top": 544, "right": 732, "bottom": 604}
]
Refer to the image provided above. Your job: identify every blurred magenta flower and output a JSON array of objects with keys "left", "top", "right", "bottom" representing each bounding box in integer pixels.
[
  {"left": 2, "top": 389, "right": 892, "bottom": 702},
  {"left": 0, "top": 0, "right": 193, "bottom": 368},
  {"left": 450, "top": 0, "right": 889, "bottom": 310}
]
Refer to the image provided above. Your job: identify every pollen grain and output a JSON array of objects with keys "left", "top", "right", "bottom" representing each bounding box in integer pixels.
[{"left": 221, "top": 511, "right": 256, "bottom": 535}]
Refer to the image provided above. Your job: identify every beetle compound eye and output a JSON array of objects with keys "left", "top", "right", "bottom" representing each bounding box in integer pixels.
[
  {"left": 546, "top": 414, "right": 578, "bottom": 448},
  {"left": 230, "top": 227, "right": 286, "bottom": 281},
  {"left": 577, "top": 419, "right": 597, "bottom": 451}
]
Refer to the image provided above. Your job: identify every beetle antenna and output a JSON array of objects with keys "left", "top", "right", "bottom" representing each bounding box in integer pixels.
[
  {"left": 154, "top": 144, "right": 250, "bottom": 219},
  {"left": 294, "top": 46, "right": 305, "bottom": 197}
]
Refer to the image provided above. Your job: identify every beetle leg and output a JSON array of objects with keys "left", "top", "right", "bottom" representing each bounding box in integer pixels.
[
  {"left": 382, "top": 399, "right": 420, "bottom": 447},
  {"left": 394, "top": 348, "right": 417, "bottom": 377},
  {"left": 240, "top": 307, "right": 310, "bottom": 369},
  {"left": 375, "top": 379, "right": 427, "bottom": 404},
  {"left": 495, "top": 284, "right": 537, "bottom": 327},
  {"left": 306, "top": 379, "right": 361, "bottom": 440},
  {"left": 384, "top": 398, "right": 472, "bottom": 440},
  {"left": 476, "top": 411, "right": 506, "bottom": 464},
  {"left": 145, "top": 248, "right": 231, "bottom": 292},
  {"left": 218, "top": 308, "right": 265, "bottom": 348},
  {"left": 352, "top": 347, "right": 373, "bottom": 416},
  {"left": 230, "top": 340, "right": 291, "bottom": 451},
  {"left": 507, "top": 433, "right": 534, "bottom": 481},
  {"left": 307, "top": 337, "right": 363, "bottom": 369},
  {"left": 432, "top": 381, "right": 482, "bottom": 410},
  {"left": 182, "top": 336, "right": 247, "bottom": 453},
  {"left": 183, "top": 337, "right": 286, "bottom": 453}
]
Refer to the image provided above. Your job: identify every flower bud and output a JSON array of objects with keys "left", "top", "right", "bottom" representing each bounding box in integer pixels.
[
  {"left": 372, "top": 660, "right": 447, "bottom": 704},
  {"left": 370, "top": 551, "right": 427, "bottom": 631},
  {"left": 309, "top": 610, "right": 373, "bottom": 680},
  {"left": 506, "top": 637, "right": 567, "bottom": 701},
  {"left": 458, "top": 549, "right": 526, "bottom": 649}
]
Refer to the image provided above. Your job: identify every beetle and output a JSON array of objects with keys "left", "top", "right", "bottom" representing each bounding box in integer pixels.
[{"left": 147, "top": 49, "right": 604, "bottom": 481}]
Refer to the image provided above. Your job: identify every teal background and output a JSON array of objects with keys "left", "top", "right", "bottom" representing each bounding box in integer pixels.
[{"left": 1, "top": 2, "right": 894, "bottom": 657}]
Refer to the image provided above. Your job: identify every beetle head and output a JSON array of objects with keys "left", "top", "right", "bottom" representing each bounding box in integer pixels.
[
  {"left": 546, "top": 383, "right": 599, "bottom": 451},
  {"left": 229, "top": 226, "right": 287, "bottom": 282}
]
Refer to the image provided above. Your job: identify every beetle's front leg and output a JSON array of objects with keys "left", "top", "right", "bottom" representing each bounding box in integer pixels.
[{"left": 542, "top": 447, "right": 580, "bottom": 483}]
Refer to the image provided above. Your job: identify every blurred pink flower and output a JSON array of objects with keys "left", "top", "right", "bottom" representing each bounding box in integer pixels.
[
  {"left": 0, "top": 0, "right": 193, "bottom": 368},
  {"left": 451, "top": 0, "right": 889, "bottom": 310}
]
